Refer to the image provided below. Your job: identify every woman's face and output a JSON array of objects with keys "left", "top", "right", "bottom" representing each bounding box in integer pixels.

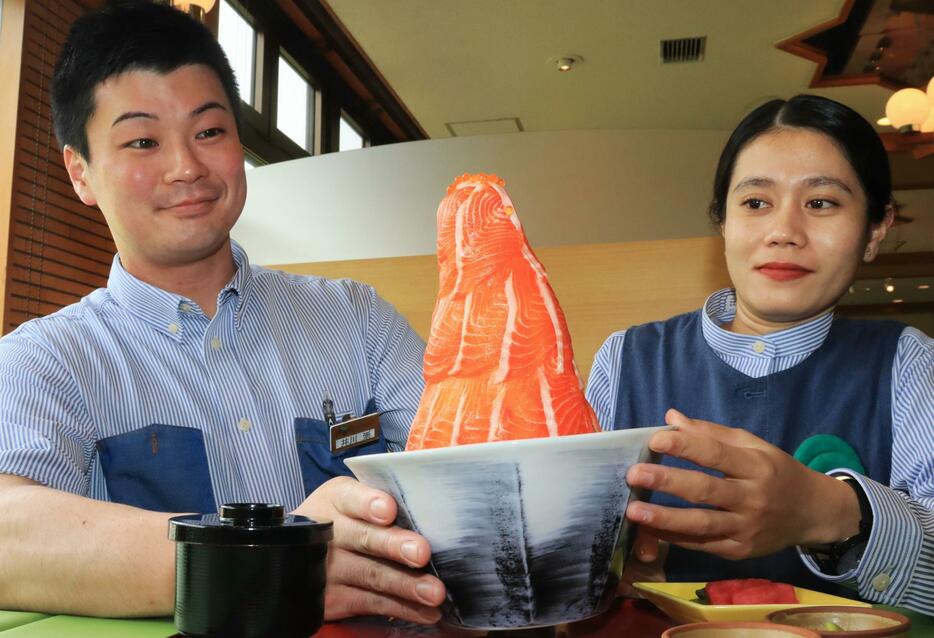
[{"left": 722, "top": 127, "right": 890, "bottom": 330}]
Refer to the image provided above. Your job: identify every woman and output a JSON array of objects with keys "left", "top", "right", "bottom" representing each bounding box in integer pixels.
[{"left": 586, "top": 95, "right": 932, "bottom": 612}]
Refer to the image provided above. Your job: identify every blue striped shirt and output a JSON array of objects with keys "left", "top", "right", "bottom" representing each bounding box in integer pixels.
[
  {"left": 0, "top": 241, "right": 425, "bottom": 512},
  {"left": 586, "top": 288, "right": 934, "bottom": 613}
]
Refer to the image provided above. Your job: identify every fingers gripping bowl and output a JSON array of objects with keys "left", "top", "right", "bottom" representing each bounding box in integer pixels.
[{"left": 345, "top": 427, "right": 663, "bottom": 629}]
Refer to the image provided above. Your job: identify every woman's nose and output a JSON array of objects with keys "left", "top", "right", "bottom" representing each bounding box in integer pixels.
[{"left": 764, "top": 202, "right": 807, "bottom": 247}]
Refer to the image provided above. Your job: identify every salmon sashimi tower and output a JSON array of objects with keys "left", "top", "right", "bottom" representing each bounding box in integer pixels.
[{"left": 406, "top": 174, "right": 599, "bottom": 450}]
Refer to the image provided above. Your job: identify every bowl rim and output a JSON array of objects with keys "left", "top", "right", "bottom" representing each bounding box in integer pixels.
[
  {"left": 766, "top": 606, "right": 912, "bottom": 636},
  {"left": 662, "top": 620, "right": 822, "bottom": 637},
  {"left": 347, "top": 425, "right": 668, "bottom": 467}
]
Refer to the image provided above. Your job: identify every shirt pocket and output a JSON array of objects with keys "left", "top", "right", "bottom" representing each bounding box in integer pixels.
[
  {"left": 97, "top": 424, "right": 216, "bottom": 513},
  {"left": 294, "top": 398, "right": 387, "bottom": 497}
]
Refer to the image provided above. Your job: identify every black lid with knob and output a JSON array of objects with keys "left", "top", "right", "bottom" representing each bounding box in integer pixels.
[{"left": 169, "top": 503, "right": 333, "bottom": 545}]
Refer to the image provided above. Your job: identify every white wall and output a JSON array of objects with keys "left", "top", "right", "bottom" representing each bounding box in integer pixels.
[
  {"left": 233, "top": 128, "right": 934, "bottom": 266},
  {"left": 234, "top": 128, "right": 729, "bottom": 265}
]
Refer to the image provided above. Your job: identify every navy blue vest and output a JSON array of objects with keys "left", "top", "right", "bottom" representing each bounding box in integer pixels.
[{"left": 614, "top": 310, "right": 903, "bottom": 592}]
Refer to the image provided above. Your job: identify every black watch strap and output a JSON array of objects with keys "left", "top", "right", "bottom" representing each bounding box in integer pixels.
[{"left": 807, "top": 475, "right": 873, "bottom": 574}]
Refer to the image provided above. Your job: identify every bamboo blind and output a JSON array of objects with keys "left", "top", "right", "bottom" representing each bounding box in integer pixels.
[{"left": 2, "top": 0, "right": 114, "bottom": 335}]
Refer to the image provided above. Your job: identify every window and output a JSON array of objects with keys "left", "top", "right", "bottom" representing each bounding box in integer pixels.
[
  {"left": 276, "top": 53, "right": 316, "bottom": 153},
  {"left": 217, "top": 1, "right": 257, "bottom": 109},
  {"left": 208, "top": 0, "right": 421, "bottom": 164},
  {"left": 339, "top": 113, "right": 365, "bottom": 151}
]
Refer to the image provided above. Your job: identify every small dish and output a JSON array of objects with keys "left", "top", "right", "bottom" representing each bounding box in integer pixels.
[
  {"left": 663, "top": 621, "right": 822, "bottom": 637},
  {"left": 633, "top": 582, "right": 871, "bottom": 624},
  {"left": 768, "top": 606, "right": 911, "bottom": 637}
]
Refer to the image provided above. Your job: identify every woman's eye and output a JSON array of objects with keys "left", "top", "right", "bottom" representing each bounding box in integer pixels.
[
  {"left": 742, "top": 198, "right": 768, "bottom": 210},
  {"left": 806, "top": 199, "right": 837, "bottom": 210},
  {"left": 126, "top": 138, "right": 157, "bottom": 150},
  {"left": 196, "top": 127, "right": 224, "bottom": 140}
]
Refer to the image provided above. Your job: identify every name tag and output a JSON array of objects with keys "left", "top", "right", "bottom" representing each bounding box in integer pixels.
[{"left": 329, "top": 412, "right": 381, "bottom": 453}]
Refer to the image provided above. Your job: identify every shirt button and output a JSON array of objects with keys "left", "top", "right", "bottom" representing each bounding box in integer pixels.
[
  {"left": 238, "top": 418, "right": 251, "bottom": 433},
  {"left": 211, "top": 337, "right": 222, "bottom": 350},
  {"left": 752, "top": 341, "right": 766, "bottom": 354},
  {"left": 871, "top": 573, "right": 891, "bottom": 592},
  {"left": 180, "top": 303, "right": 192, "bottom": 313},
  {"left": 168, "top": 323, "right": 179, "bottom": 334}
]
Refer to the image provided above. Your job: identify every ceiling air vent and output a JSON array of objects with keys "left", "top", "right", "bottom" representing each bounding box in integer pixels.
[{"left": 660, "top": 36, "right": 706, "bottom": 64}]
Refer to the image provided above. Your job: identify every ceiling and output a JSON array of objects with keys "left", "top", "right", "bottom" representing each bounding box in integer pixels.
[{"left": 325, "top": 0, "right": 903, "bottom": 138}]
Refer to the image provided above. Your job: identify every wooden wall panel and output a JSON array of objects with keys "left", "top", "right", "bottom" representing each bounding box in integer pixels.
[
  {"left": 2, "top": 0, "right": 114, "bottom": 335},
  {"left": 272, "top": 236, "right": 733, "bottom": 380}
]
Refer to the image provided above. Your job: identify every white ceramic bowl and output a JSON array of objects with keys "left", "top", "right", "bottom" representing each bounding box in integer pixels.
[{"left": 345, "top": 427, "right": 664, "bottom": 629}]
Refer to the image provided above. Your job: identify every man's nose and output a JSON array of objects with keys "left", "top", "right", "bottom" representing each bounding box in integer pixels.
[{"left": 164, "top": 141, "right": 208, "bottom": 183}]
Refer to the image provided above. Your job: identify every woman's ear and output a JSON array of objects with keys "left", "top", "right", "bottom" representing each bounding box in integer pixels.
[
  {"left": 862, "top": 204, "right": 895, "bottom": 263},
  {"left": 63, "top": 145, "right": 98, "bottom": 207}
]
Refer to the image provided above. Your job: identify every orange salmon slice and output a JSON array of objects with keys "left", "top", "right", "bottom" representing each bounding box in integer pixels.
[{"left": 406, "top": 174, "right": 599, "bottom": 450}]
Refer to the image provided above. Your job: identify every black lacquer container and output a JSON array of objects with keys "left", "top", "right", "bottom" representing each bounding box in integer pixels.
[{"left": 169, "top": 503, "right": 333, "bottom": 638}]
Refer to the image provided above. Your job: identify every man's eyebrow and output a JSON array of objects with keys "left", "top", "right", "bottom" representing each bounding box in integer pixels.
[
  {"left": 192, "top": 101, "right": 227, "bottom": 117},
  {"left": 804, "top": 176, "right": 853, "bottom": 194},
  {"left": 112, "top": 112, "right": 156, "bottom": 127},
  {"left": 110, "top": 102, "right": 226, "bottom": 127},
  {"left": 732, "top": 177, "right": 773, "bottom": 192}
]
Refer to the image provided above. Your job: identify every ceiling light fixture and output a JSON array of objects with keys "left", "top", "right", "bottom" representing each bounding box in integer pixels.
[
  {"left": 878, "top": 76, "right": 934, "bottom": 159},
  {"left": 884, "top": 278, "right": 896, "bottom": 293},
  {"left": 171, "top": 0, "right": 216, "bottom": 21},
  {"left": 551, "top": 55, "right": 583, "bottom": 73}
]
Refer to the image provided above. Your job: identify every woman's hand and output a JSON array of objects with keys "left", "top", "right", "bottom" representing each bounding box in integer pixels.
[
  {"left": 624, "top": 409, "right": 862, "bottom": 559},
  {"left": 617, "top": 528, "right": 668, "bottom": 598},
  {"left": 295, "top": 477, "right": 445, "bottom": 624}
]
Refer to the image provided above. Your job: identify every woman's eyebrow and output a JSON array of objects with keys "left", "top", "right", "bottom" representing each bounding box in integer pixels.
[
  {"left": 732, "top": 176, "right": 773, "bottom": 192},
  {"left": 804, "top": 176, "right": 853, "bottom": 193}
]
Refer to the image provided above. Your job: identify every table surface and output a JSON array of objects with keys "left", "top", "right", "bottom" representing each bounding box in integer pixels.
[{"left": 1, "top": 599, "right": 930, "bottom": 637}]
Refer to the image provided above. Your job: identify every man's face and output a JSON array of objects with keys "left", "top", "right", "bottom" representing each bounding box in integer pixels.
[{"left": 64, "top": 64, "right": 246, "bottom": 275}]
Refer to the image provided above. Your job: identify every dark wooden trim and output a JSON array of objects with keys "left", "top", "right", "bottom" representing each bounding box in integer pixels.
[
  {"left": 278, "top": 0, "right": 427, "bottom": 143},
  {"left": 880, "top": 131, "right": 934, "bottom": 160},
  {"left": 775, "top": 0, "right": 907, "bottom": 92},
  {"left": 856, "top": 251, "right": 934, "bottom": 279},
  {"left": 837, "top": 301, "right": 934, "bottom": 315}
]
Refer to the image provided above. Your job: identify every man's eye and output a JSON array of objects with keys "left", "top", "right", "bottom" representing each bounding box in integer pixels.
[
  {"left": 126, "top": 138, "right": 157, "bottom": 149},
  {"left": 196, "top": 128, "right": 224, "bottom": 140},
  {"left": 806, "top": 199, "right": 836, "bottom": 210},
  {"left": 742, "top": 198, "right": 768, "bottom": 210}
]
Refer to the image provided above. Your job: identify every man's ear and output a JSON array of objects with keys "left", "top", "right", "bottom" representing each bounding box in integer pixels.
[{"left": 63, "top": 145, "right": 98, "bottom": 207}]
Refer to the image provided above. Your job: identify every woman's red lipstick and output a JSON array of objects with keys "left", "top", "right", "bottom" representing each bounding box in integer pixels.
[{"left": 756, "top": 262, "right": 813, "bottom": 281}]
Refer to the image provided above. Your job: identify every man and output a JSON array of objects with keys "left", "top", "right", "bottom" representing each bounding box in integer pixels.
[{"left": 0, "top": 1, "right": 444, "bottom": 622}]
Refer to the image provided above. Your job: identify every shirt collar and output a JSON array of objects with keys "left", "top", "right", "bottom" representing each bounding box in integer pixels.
[
  {"left": 700, "top": 288, "right": 834, "bottom": 360},
  {"left": 107, "top": 239, "right": 254, "bottom": 337}
]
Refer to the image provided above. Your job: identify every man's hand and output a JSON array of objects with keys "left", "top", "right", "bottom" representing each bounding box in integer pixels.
[
  {"left": 623, "top": 409, "right": 862, "bottom": 560},
  {"left": 296, "top": 477, "right": 445, "bottom": 624}
]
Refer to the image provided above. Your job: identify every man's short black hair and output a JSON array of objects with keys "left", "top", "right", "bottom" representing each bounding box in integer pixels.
[{"left": 52, "top": 0, "right": 241, "bottom": 162}]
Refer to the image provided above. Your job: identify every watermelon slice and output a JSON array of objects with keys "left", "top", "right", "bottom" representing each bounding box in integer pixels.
[{"left": 698, "top": 579, "right": 798, "bottom": 605}]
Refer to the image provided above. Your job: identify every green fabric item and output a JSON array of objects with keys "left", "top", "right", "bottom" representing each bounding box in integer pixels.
[
  {"left": 0, "top": 612, "right": 47, "bottom": 632},
  {"left": 0, "top": 615, "right": 175, "bottom": 637},
  {"left": 793, "top": 434, "right": 865, "bottom": 474}
]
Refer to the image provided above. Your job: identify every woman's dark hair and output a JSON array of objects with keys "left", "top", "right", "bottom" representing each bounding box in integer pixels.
[
  {"left": 708, "top": 94, "right": 892, "bottom": 225},
  {"left": 51, "top": 0, "right": 240, "bottom": 162}
]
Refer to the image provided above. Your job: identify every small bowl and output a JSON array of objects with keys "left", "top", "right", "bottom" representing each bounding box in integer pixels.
[
  {"left": 345, "top": 427, "right": 663, "bottom": 629},
  {"left": 767, "top": 606, "right": 912, "bottom": 637},
  {"left": 663, "top": 621, "right": 822, "bottom": 637}
]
